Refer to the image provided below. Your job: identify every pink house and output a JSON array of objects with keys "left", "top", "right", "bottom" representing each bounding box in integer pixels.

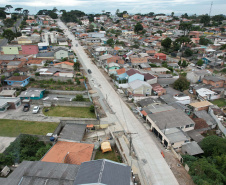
[
  {"left": 154, "top": 53, "right": 166, "bottom": 60},
  {"left": 21, "top": 45, "right": 39, "bottom": 55}
]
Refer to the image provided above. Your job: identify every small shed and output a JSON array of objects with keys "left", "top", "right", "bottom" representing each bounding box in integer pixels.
[
  {"left": 101, "top": 141, "right": 112, "bottom": 153},
  {"left": 1, "top": 166, "right": 10, "bottom": 176}
]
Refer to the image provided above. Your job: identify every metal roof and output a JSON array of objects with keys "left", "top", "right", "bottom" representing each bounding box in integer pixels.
[
  {"left": 74, "top": 159, "right": 131, "bottom": 185},
  {"left": 1, "top": 161, "right": 79, "bottom": 185},
  {"left": 182, "top": 141, "right": 204, "bottom": 155}
]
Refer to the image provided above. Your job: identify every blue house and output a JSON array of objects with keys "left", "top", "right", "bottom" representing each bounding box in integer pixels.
[
  {"left": 5, "top": 76, "right": 30, "bottom": 87},
  {"left": 18, "top": 88, "right": 45, "bottom": 100},
  {"left": 126, "top": 69, "right": 144, "bottom": 83},
  {"left": 116, "top": 68, "right": 128, "bottom": 80}
]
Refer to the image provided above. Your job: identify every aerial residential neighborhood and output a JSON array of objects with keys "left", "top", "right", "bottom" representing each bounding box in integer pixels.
[{"left": 0, "top": 3, "right": 225, "bottom": 185}]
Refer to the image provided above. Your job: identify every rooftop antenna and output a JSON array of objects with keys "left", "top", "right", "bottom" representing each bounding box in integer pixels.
[{"left": 209, "top": 2, "right": 213, "bottom": 17}]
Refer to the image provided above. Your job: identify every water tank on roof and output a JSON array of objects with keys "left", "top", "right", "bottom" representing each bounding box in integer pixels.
[{"left": 50, "top": 137, "right": 55, "bottom": 141}]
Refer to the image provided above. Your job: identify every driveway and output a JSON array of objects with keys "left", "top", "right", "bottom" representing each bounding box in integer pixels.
[{"left": 58, "top": 19, "right": 179, "bottom": 185}]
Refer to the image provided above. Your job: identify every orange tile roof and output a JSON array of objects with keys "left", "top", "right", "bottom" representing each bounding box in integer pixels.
[
  {"left": 54, "top": 61, "right": 74, "bottom": 66},
  {"left": 114, "top": 46, "right": 121, "bottom": 50},
  {"left": 27, "top": 59, "right": 43, "bottom": 64},
  {"left": 41, "top": 141, "right": 94, "bottom": 165},
  {"left": 141, "top": 110, "right": 147, "bottom": 116},
  {"left": 116, "top": 68, "right": 126, "bottom": 75}
]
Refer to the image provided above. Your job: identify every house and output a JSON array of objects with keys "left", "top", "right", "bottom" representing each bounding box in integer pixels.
[
  {"left": 54, "top": 47, "right": 69, "bottom": 60},
  {"left": 154, "top": 53, "right": 166, "bottom": 60},
  {"left": 17, "top": 36, "right": 33, "bottom": 44},
  {"left": 186, "top": 70, "right": 211, "bottom": 83},
  {"left": 54, "top": 61, "right": 74, "bottom": 70},
  {"left": 7, "top": 61, "right": 24, "bottom": 69},
  {"left": 36, "top": 52, "right": 54, "bottom": 59},
  {"left": 181, "top": 141, "right": 204, "bottom": 156},
  {"left": 2, "top": 45, "right": 20, "bottom": 55},
  {"left": 127, "top": 80, "right": 152, "bottom": 96},
  {"left": 21, "top": 45, "right": 39, "bottom": 55},
  {"left": 5, "top": 76, "right": 30, "bottom": 87},
  {"left": 38, "top": 42, "right": 49, "bottom": 50},
  {"left": 0, "top": 97, "right": 21, "bottom": 112},
  {"left": 129, "top": 55, "right": 148, "bottom": 66},
  {"left": 137, "top": 97, "right": 162, "bottom": 108},
  {"left": 116, "top": 68, "right": 127, "bottom": 80},
  {"left": 152, "top": 83, "right": 166, "bottom": 96},
  {"left": 193, "top": 110, "right": 217, "bottom": 129},
  {"left": 107, "top": 63, "right": 120, "bottom": 75},
  {"left": 151, "top": 67, "right": 170, "bottom": 74},
  {"left": 27, "top": 59, "right": 46, "bottom": 66},
  {"left": 74, "top": 159, "right": 131, "bottom": 185},
  {"left": 26, "top": 19, "right": 36, "bottom": 25},
  {"left": 18, "top": 88, "right": 45, "bottom": 100},
  {"left": 196, "top": 88, "right": 220, "bottom": 101},
  {"left": 202, "top": 76, "right": 225, "bottom": 88},
  {"left": 192, "top": 118, "right": 210, "bottom": 133},
  {"left": 146, "top": 109, "right": 195, "bottom": 149},
  {"left": 0, "top": 90, "right": 16, "bottom": 97},
  {"left": 146, "top": 50, "right": 156, "bottom": 56},
  {"left": 99, "top": 54, "right": 113, "bottom": 66},
  {"left": 41, "top": 141, "right": 94, "bottom": 165},
  {"left": 143, "top": 73, "right": 157, "bottom": 84},
  {"left": 189, "top": 101, "right": 213, "bottom": 111},
  {"left": 107, "top": 55, "right": 125, "bottom": 64},
  {"left": 126, "top": 69, "right": 144, "bottom": 83},
  {"left": 0, "top": 161, "right": 79, "bottom": 185}
]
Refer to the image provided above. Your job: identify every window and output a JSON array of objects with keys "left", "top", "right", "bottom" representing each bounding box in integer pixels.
[
  {"left": 190, "top": 124, "right": 194, "bottom": 127},
  {"left": 185, "top": 125, "right": 189, "bottom": 128}
]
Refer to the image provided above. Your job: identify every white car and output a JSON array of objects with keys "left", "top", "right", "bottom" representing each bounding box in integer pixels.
[{"left": 32, "top": 106, "right": 40, "bottom": 114}]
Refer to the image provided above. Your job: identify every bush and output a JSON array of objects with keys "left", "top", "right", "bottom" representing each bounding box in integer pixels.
[
  {"left": 89, "top": 105, "right": 95, "bottom": 113},
  {"left": 35, "top": 72, "right": 40, "bottom": 76},
  {"left": 173, "top": 77, "right": 190, "bottom": 91},
  {"left": 73, "top": 94, "right": 84, "bottom": 101}
]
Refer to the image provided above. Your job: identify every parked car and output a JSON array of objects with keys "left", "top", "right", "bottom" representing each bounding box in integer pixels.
[
  {"left": 32, "top": 106, "right": 40, "bottom": 114},
  {"left": 23, "top": 104, "right": 30, "bottom": 112},
  {"left": 88, "top": 69, "right": 92, "bottom": 74}
]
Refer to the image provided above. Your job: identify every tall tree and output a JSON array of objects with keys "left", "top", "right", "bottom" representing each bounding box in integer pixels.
[
  {"left": 3, "top": 29, "right": 15, "bottom": 43},
  {"left": 15, "top": 8, "right": 23, "bottom": 14},
  {"left": 173, "top": 77, "right": 190, "bottom": 91},
  {"left": 200, "top": 14, "right": 210, "bottom": 27},
  {"left": 5, "top": 5, "right": 13, "bottom": 13},
  {"left": 134, "top": 22, "right": 143, "bottom": 34},
  {"left": 171, "top": 12, "right": 174, "bottom": 17},
  {"left": 23, "top": 9, "right": 29, "bottom": 16},
  {"left": 179, "top": 22, "right": 192, "bottom": 36},
  {"left": 161, "top": 37, "right": 172, "bottom": 51}
]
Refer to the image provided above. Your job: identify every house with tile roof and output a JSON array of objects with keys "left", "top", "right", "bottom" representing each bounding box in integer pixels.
[
  {"left": 41, "top": 141, "right": 94, "bottom": 165},
  {"left": 21, "top": 45, "right": 39, "bottom": 55},
  {"left": 27, "top": 59, "right": 46, "bottom": 66},
  {"left": 116, "top": 68, "right": 128, "bottom": 80},
  {"left": 54, "top": 61, "right": 74, "bottom": 70},
  {"left": 5, "top": 76, "right": 30, "bottom": 87}
]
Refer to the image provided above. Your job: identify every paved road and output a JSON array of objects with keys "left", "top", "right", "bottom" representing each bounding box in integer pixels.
[{"left": 58, "top": 19, "right": 179, "bottom": 185}]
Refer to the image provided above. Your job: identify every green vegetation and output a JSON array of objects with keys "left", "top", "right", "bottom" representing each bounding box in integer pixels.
[
  {"left": 161, "top": 37, "right": 172, "bottom": 51},
  {"left": 183, "top": 136, "right": 226, "bottom": 185},
  {"left": 37, "top": 8, "right": 58, "bottom": 19},
  {"left": 95, "top": 148, "right": 120, "bottom": 162},
  {"left": 60, "top": 10, "right": 85, "bottom": 23},
  {"left": 73, "top": 94, "right": 89, "bottom": 102},
  {"left": 43, "top": 106, "right": 96, "bottom": 118},
  {"left": 3, "top": 29, "right": 15, "bottom": 43},
  {"left": 199, "top": 37, "right": 212, "bottom": 46},
  {"left": 173, "top": 77, "right": 190, "bottom": 91},
  {"left": 89, "top": 105, "right": 95, "bottom": 113},
  {"left": 184, "top": 48, "right": 193, "bottom": 57},
  {"left": 211, "top": 98, "right": 226, "bottom": 107},
  {"left": 134, "top": 22, "right": 143, "bottom": 34},
  {"left": 0, "top": 119, "right": 58, "bottom": 137},
  {"left": 3, "top": 18, "right": 15, "bottom": 27},
  {"left": 0, "top": 135, "right": 52, "bottom": 166},
  {"left": 29, "top": 78, "right": 86, "bottom": 91},
  {"left": 197, "top": 59, "right": 204, "bottom": 66}
]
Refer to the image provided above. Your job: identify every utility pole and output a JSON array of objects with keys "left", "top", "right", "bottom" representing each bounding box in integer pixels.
[
  {"left": 128, "top": 133, "right": 137, "bottom": 156},
  {"left": 209, "top": 2, "right": 213, "bottom": 17}
]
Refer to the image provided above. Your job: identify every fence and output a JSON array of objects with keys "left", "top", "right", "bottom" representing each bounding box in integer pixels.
[
  {"left": 171, "top": 147, "right": 183, "bottom": 162},
  {"left": 31, "top": 99, "right": 92, "bottom": 107}
]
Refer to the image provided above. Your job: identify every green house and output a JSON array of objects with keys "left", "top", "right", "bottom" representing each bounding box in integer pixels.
[{"left": 2, "top": 45, "right": 21, "bottom": 55}]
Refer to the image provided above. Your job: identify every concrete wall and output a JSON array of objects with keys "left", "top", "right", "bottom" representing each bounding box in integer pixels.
[
  {"left": 31, "top": 99, "right": 92, "bottom": 107},
  {"left": 32, "top": 76, "right": 73, "bottom": 82}
]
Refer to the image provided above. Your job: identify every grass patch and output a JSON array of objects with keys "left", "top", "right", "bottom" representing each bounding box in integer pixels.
[
  {"left": 95, "top": 148, "right": 120, "bottom": 162},
  {"left": 43, "top": 106, "right": 96, "bottom": 118},
  {"left": 211, "top": 98, "right": 226, "bottom": 107},
  {"left": 0, "top": 119, "right": 58, "bottom": 137}
]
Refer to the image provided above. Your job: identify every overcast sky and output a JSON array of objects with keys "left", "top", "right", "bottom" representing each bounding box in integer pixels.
[{"left": 0, "top": 0, "right": 225, "bottom": 15}]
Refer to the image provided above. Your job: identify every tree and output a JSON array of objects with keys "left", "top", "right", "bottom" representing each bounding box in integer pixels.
[
  {"left": 200, "top": 14, "right": 210, "bottom": 26},
  {"left": 197, "top": 59, "right": 204, "bottom": 66},
  {"left": 179, "top": 22, "right": 192, "bottom": 36},
  {"left": 74, "top": 94, "right": 84, "bottom": 101},
  {"left": 200, "top": 136, "right": 226, "bottom": 157},
  {"left": 23, "top": 9, "right": 29, "bottom": 16},
  {"left": 181, "top": 60, "right": 188, "bottom": 67},
  {"left": 3, "top": 18, "right": 14, "bottom": 27},
  {"left": 161, "top": 37, "right": 172, "bottom": 51},
  {"left": 73, "top": 62, "right": 80, "bottom": 71},
  {"left": 212, "top": 14, "right": 225, "bottom": 24},
  {"left": 5, "top": 5, "right": 13, "bottom": 13},
  {"left": 220, "top": 27, "right": 225, "bottom": 33},
  {"left": 148, "top": 12, "right": 154, "bottom": 17},
  {"left": 15, "top": 8, "right": 23, "bottom": 14},
  {"left": 178, "top": 60, "right": 181, "bottom": 66},
  {"left": 107, "top": 38, "right": 114, "bottom": 47},
  {"left": 173, "top": 77, "right": 190, "bottom": 91},
  {"left": 89, "top": 105, "right": 95, "bottom": 113},
  {"left": 0, "top": 7, "right": 6, "bottom": 19},
  {"left": 171, "top": 12, "right": 174, "bottom": 17},
  {"left": 134, "top": 22, "right": 143, "bottom": 34},
  {"left": 199, "top": 37, "right": 212, "bottom": 45},
  {"left": 3, "top": 29, "right": 15, "bottom": 43},
  {"left": 184, "top": 48, "right": 193, "bottom": 57}
]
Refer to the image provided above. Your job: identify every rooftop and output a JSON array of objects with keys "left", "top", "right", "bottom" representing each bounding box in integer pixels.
[
  {"left": 74, "top": 159, "right": 131, "bottom": 185},
  {"left": 189, "top": 101, "right": 213, "bottom": 108},
  {"left": 194, "top": 110, "right": 217, "bottom": 126},
  {"left": 186, "top": 130, "right": 204, "bottom": 143},
  {"left": 162, "top": 128, "right": 189, "bottom": 143},
  {"left": 137, "top": 97, "right": 161, "bottom": 107},
  {"left": 148, "top": 109, "right": 195, "bottom": 130},
  {"left": 0, "top": 161, "right": 79, "bottom": 185},
  {"left": 19, "top": 88, "right": 45, "bottom": 98},
  {"left": 182, "top": 141, "right": 204, "bottom": 155},
  {"left": 41, "top": 141, "right": 94, "bottom": 165},
  {"left": 5, "top": 76, "right": 30, "bottom": 81}
]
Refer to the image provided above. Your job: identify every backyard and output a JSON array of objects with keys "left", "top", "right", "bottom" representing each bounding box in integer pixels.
[
  {"left": 43, "top": 106, "right": 96, "bottom": 118},
  {"left": 28, "top": 78, "right": 86, "bottom": 91},
  {"left": 211, "top": 98, "right": 226, "bottom": 107},
  {"left": 95, "top": 148, "right": 121, "bottom": 162},
  {"left": 0, "top": 119, "right": 58, "bottom": 137}
]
